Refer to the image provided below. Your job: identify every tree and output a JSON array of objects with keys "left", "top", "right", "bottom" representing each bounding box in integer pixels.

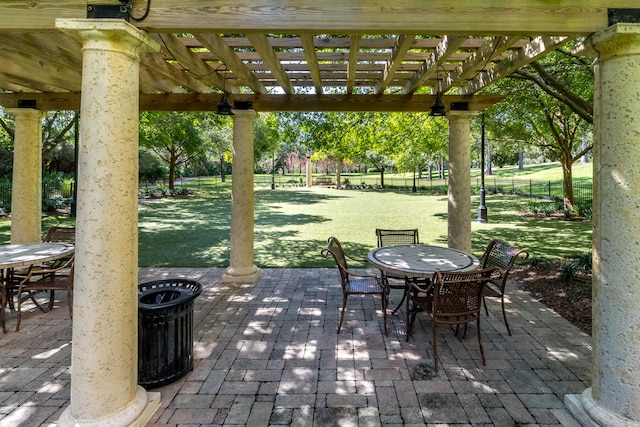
[
  {"left": 139, "top": 111, "right": 208, "bottom": 190},
  {"left": 0, "top": 109, "right": 78, "bottom": 176},
  {"left": 202, "top": 114, "right": 232, "bottom": 181},
  {"left": 487, "top": 47, "right": 593, "bottom": 208}
]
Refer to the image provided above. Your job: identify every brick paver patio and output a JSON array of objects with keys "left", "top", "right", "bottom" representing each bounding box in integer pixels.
[{"left": 0, "top": 267, "right": 590, "bottom": 426}]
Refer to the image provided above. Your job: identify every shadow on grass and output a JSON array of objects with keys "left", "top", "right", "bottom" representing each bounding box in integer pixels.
[{"left": 471, "top": 197, "right": 592, "bottom": 260}]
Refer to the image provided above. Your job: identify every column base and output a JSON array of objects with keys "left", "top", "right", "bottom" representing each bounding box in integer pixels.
[
  {"left": 221, "top": 265, "right": 261, "bottom": 284},
  {"left": 566, "top": 388, "right": 640, "bottom": 427},
  {"left": 58, "top": 387, "right": 160, "bottom": 427}
]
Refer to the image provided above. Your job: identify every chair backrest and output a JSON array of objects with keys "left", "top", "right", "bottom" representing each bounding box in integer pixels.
[
  {"left": 320, "top": 236, "right": 350, "bottom": 287},
  {"left": 480, "top": 240, "right": 529, "bottom": 288},
  {"left": 376, "top": 228, "right": 419, "bottom": 247},
  {"left": 44, "top": 226, "right": 75, "bottom": 244},
  {"left": 432, "top": 267, "right": 502, "bottom": 323}
]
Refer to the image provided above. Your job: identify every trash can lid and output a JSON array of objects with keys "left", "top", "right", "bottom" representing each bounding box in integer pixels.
[{"left": 138, "top": 279, "right": 203, "bottom": 310}]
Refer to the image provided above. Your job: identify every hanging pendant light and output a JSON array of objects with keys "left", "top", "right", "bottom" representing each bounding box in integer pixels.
[
  {"left": 217, "top": 70, "right": 234, "bottom": 115},
  {"left": 429, "top": 93, "right": 446, "bottom": 116},
  {"left": 429, "top": 64, "right": 446, "bottom": 117}
]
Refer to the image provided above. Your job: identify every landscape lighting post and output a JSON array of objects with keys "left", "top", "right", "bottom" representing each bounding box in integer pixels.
[
  {"left": 477, "top": 113, "right": 488, "bottom": 223},
  {"left": 271, "top": 152, "right": 275, "bottom": 189}
]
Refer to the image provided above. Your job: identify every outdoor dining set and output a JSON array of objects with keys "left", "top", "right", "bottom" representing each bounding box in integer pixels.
[
  {"left": 321, "top": 229, "right": 528, "bottom": 372},
  {"left": 0, "top": 226, "right": 75, "bottom": 333}
]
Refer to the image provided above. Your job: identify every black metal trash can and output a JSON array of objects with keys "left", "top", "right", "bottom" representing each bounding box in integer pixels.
[{"left": 138, "top": 278, "right": 203, "bottom": 389}]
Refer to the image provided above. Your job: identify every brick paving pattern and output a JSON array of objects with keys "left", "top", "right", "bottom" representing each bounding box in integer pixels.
[{"left": 0, "top": 267, "right": 589, "bottom": 426}]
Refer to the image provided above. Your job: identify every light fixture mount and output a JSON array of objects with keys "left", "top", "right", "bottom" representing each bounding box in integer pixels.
[{"left": 216, "top": 70, "right": 234, "bottom": 115}]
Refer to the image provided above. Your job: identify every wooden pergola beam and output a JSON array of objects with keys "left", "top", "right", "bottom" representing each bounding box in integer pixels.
[
  {"left": 0, "top": 1, "right": 626, "bottom": 34},
  {"left": 0, "top": 92, "right": 505, "bottom": 112}
]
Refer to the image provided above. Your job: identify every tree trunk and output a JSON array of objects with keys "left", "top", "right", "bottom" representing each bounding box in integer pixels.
[
  {"left": 486, "top": 143, "right": 493, "bottom": 175},
  {"left": 168, "top": 158, "right": 176, "bottom": 190},
  {"left": 220, "top": 155, "right": 226, "bottom": 182},
  {"left": 561, "top": 160, "right": 575, "bottom": 210},
  {"left": 336, "top": 158, "right": 342, "bottom": 188},
  {"left": 380, "top": 167, "right": 385, "bottom": 188},
  {"left": 518, "top": 145, "right": 524, "bottom": 170}
]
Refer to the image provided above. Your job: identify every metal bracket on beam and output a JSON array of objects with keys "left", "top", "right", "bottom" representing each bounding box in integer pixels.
[
  {"left": 87, "top": 3, "right": 130, "bottom": 21},
  {"left": 234, "top": 100, "right": 253, "bottom": 110},
  {"left": 17, "top": 100, "right": 36, "bottom": 109},
  {"left": 451, "top": 102, "right": 469, "bottom": 111},
  {"left": 608, "top": 9, "right": 640, "bottom": 25}
]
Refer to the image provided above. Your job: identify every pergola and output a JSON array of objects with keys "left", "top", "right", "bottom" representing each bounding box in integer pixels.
[{"left": 1, "top": 1, "right": 639, "bottom": 426}]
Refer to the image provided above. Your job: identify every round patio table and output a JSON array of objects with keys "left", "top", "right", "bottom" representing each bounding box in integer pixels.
[
  {"left": 0, "top": 242, "right": 75, "bottom": 333},
  {"left": 367, "top": 244, "right": 479, "bottom": 279}
]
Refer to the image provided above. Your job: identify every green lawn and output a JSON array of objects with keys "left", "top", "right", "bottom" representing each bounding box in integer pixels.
[
  {"left": 137, "top": 184, "right": 590, "bottom": 268},
  {"left": 0, "top": 163, "right": 593, "bottom": 268}
]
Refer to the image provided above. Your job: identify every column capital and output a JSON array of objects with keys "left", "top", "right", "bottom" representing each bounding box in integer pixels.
[
  {"left": 56, "top": 18, "right": 160, "bottom": 55},
  {"left": 447, "top": 110, "right": 479, "bottom": 122},
  {"left": 588, "top": 23, "right": 640, "bottom": 61},
  {"left": 4, "top": 108, "right": 47, "bottom": 120},
  {"left": 232, "top": 109, "right": 258, "bottom": 121}
]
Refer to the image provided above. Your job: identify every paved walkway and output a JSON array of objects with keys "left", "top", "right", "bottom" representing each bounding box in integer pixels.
[{"left": 0, "top": 267, "right": 590, "bottom": 426}]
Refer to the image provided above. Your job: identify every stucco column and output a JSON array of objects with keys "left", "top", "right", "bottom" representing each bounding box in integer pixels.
[
  {"left": 7, "top": 108, "right": 46, "bottom": 244},
  {"left": 56, "top": 19, "right": 160, "bottom": 427},
  {"left": 447, "top": 111, "right": 477, "bottom": 252},
  {"left": 566, "top": 23, "right": 640, "bottom": 427},
  {"left": 222, "top": 109, "right": 261, "bottom": 284}
]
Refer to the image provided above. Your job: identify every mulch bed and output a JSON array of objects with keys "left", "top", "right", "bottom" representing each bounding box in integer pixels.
[{"left": 510, "top": 260, "right": 592, "bottom": 335}]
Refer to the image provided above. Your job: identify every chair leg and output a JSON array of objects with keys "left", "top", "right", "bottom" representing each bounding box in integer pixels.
[
  {"left": 15, "top": 293, "right": 23, "bottom": 332},
  {"left": 0, "top": 287, "right": 6, "bottom": 334},
  {"left": 68, "top": 289, "right": 73, "bottom": 319},
  {"left": 406, "top": 296, "right": 417, "bottom": 342},
  {"left": 433, "top": 322, "right": 439, "bottom": 373},
  {"left": 337, "top": 295, "right": 347, "bottom": 333},
  {"left": 477, "top": 318, "right": 486, "bottom": 366},
  {"left": 382, "top": 290, "right": 388, "bottom": 336},
  {"left": 501, "top": 296, "right": 512, "bottom": 336},
  {"left": 483, "top": 296, "right": 489, "bottom": 316},
  {"left": 47, "top": 290, "right": 55, "bottom": 311}
]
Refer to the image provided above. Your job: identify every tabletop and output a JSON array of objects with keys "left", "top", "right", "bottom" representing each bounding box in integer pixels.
[
  {"left": 367, "top": 244, "right": 480, "bottom": 279},
  {"left": 0, "top": 242, "right": 75, "bottom": 270}
]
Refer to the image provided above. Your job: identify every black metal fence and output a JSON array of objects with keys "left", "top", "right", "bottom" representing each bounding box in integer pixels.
[
  {"left": 254, "top": 174, "right": 593, "bottom": 206},
  {"left": 0, "top": 182, "right": 73, "bottom": 210},
  {"left": 477, "top": 177, "right": 593, "bottom": 205}
]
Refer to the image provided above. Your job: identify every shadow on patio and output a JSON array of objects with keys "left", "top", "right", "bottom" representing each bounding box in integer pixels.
[{"left": 0, "top": 267, "right": 589, "bottom": 426}]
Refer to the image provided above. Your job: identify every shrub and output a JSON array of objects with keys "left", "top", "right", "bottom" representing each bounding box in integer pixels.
[
  {"left": 559, "top": 261, "right": 577, "bottom": 282},
  {"left": 526, "top": 254, "right": 545, "bottom": 268},
  {"left": 575, "top": 251, "right": 592, "bottom": 272},
  {"left": 574, "top": 201, "right": 593, "bottom": 219}
]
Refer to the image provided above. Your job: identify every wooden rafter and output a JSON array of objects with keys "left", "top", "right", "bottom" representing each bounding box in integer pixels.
[
  {"left": 151, "top": 33, "right": 225, "bottom": 89},
  {"left": 247, "top": 33, "right": 295, "bottom": 95},
  {"left": 195, "top": 33, "right": 266, "bottom": 94},
  {"left": 460, "top": 35, "right": 571, "bottom": 95},
  {"left": 375, "top": 35, "right": 416, "bottom": 95},
  {"left": 347, "top": 35, "right": 361, "bottom": 95},
  {"left": 404, "top": 36, "right": 464, "bottom": 95},
  {"left": 300, "top": 34, "right": 323, "bottom": 95},
  {"left": 440, "top": 36, "right": 520, "bottom": 93}
]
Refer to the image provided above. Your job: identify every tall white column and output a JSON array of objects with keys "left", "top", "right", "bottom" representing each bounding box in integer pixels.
[
  {"left": 447, "top": 111, "right": 476, "bottom": 252},
  {"left": 566, "top": 23, "right": 640, "bottom": 426},
  {"left": 56, "top": 19, "right": 160, "bottom": 427},
  {"left": 7, "top": 108, "right": 46, "bottom": 244},
  {"left": 222, "top": 109, "right": 261, "bottom": 284}
]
